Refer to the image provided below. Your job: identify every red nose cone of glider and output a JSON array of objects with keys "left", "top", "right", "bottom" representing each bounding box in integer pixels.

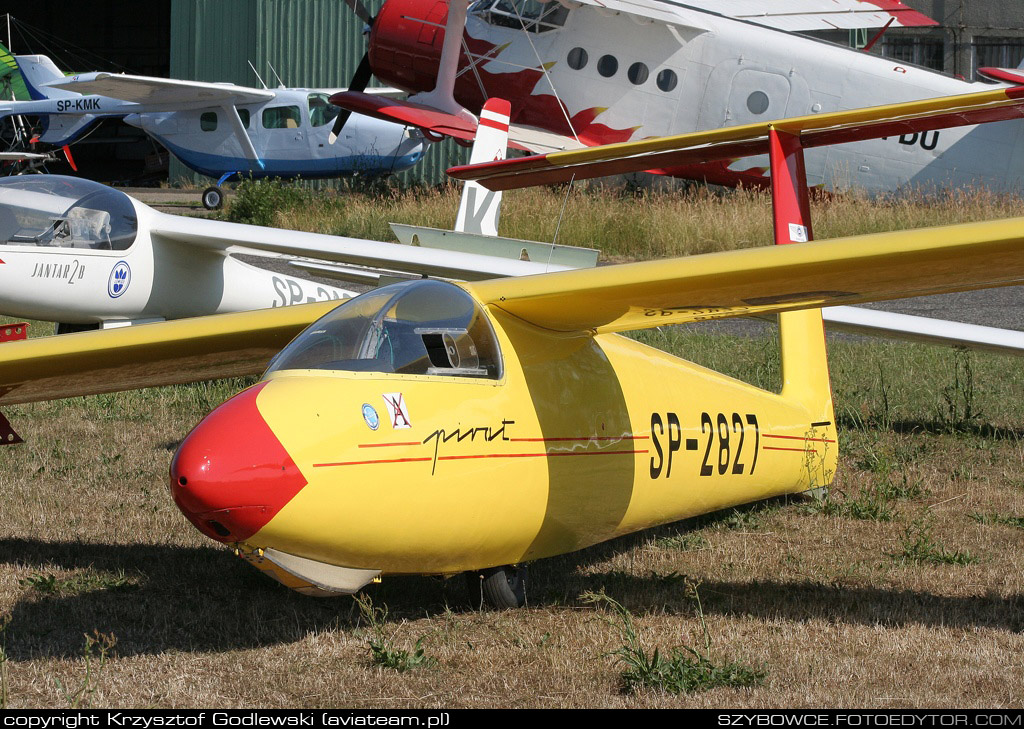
[{"left": 170, "top": 382, "right": 306, "bottom": 543}]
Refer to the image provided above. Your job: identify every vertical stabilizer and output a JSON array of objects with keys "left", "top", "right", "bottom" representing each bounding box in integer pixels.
[
  {"left": 14, "top": 55, "right": 67, "bottom": 100},
  {"left": 455, "top": 98, "right": 511, "bottom": 237},
  {"left": 768, "top": 128, "right": 838, "bottom": 489}
]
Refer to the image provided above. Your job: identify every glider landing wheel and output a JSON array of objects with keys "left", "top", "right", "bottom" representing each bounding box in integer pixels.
[
  {"left": 465, "top": 564, "right": 527, "bottom": 610},
  {"left": 201, "top": 186, "right": 224, "bottom": 210}
]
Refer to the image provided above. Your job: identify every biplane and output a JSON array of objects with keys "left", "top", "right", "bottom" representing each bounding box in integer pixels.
[
  {"left": 2, "top": 87, "right": 1024, "bottom": 608},
  {"left": 329, "top": 0, "right": 1024, "bottom": 194}
]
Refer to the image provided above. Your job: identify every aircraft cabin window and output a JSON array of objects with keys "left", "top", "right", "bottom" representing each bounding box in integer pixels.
[
  {"left": 238, "top": 108, "right": 250, "bottom": 128},
  {"left": 0, "top": 176, "right": 138, "bottom": 251},
  {"left": 265, "top": 280, "right": 503, "bottom": 380},
  {"left": 308, "top": 93, "right": 342, "bottom": 128},
  {"left": 656, "top": 69, "right": 678, "bottom": 93},
  {"left": 475, "top": 0, "right": 569, "bottom": 33},
  {"left": 263, "top": 105, "right": 302, "bottom": 129},
  {"left": 746, "top": 91, "right": 770, "bottom": 115},
  {"left": 567, "top": 47, "right": 588, "bottom": 70},
  {"left": 627, "top": 62, "right": 649, "bottom": 86},
  {"left": 597, "top": 55, "right": 618, "bottom": 78},
  {"left": 200, "top": 112, "right": 218, "bottom": 131}
]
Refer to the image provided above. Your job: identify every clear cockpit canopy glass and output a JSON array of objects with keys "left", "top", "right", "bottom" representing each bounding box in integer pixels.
[
  {"left": 265, "top": 280, "right": 503, "bottom": 379},
  {"left": 0, "top": 175, "right": 138, "bottom": 251}
]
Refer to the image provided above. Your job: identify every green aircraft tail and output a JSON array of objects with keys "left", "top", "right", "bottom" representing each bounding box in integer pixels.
[{"left": 0, "top": 41, "right": 30, "bottom": 101}]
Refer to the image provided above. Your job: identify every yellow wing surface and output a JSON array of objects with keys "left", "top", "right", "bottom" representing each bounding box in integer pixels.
[
  {"left": 448, "top": 86, "right": 1024, "bottom": 190},
  {"left": 464, "top": 216, "right": 1024, "bottom": 334},
  {"left": 0, "top": 301, "right": 335, "bottom": 406},
  {"left": 2, "top": 216, "right": 1023, "bottom": 404}
]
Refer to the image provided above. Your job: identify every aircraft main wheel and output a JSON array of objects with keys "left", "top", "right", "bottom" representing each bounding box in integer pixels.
[
  {"left": 465, "top": 564, "right": 527, "bottom": 609},
  {"left": 201, "top": 186, "right": 224, "bottom": 210}
]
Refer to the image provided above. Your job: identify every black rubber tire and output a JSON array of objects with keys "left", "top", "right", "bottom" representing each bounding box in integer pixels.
[
  {"left": 465, "top": 564, "right": 527, "bottom": 609},
  {"left": 201, "top": 186, "right": 224, "bottom": 210}
]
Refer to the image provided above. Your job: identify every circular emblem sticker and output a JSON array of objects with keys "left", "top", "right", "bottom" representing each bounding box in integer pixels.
[
  {"left": 362, "top": 403, "right": 380, "bottom": 431},
  {"left": 108, "top": 261, "right": 131, "bottom": 298}
]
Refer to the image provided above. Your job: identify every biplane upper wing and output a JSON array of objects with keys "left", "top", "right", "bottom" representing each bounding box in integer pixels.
[
  {"left": 670, "top": 0, "right": 938, "bottom": 30},
  {"left": 449, "top": 86, "right": 1024, "bottom": 190},
  {"left": 570, "top": 0, "right": 935, "bottom": 31},
  {"left": 463, "top": 215, "right": 1024, "bottom": 334},
  {"left": 0, "top": 301, "right": 335, "bottom": 406},
  {"left": 49, "top": 73, "right": 275, "bottom": 109}
]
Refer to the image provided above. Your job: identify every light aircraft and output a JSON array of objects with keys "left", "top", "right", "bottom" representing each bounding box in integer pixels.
[
  {"left": 0, "top": 98, "right": 583, "bottom": 333},
  {"left": 330, "top": 0, "right": 1024, "bottom": 194},
  {"left": 2, "top": 88, "right": 1024, "bottom": 609},
  {"left": 2, "top": 54, "right": 427, "bottom": 208}
]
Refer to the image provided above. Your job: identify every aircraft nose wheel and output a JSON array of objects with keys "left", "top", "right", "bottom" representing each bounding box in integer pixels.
[
  {"left": 201, "top": 186, "right": 224, "bottom": 210},
  {"left": 465, "top": 564, "right": 527, "bottom": 609}
]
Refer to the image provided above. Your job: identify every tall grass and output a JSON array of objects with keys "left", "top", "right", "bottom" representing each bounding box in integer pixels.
[{"left": 251, "top": 182, "right": 1023, "bottom": 261}]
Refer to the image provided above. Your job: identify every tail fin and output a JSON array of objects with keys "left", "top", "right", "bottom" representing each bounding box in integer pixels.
[
  {"left": 14, "top": 55, "right": 68, "bottom": 100},
  {"left": 455, "top": 98, "right": 511, "bottom": 236}
]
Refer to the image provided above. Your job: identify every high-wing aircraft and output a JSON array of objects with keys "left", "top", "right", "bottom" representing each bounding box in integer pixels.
[
  {"left": 3, "top": 88, "right": 1024, "bottom": 609},
  {"left": 2, "top": 54, "right": 427, "bottom": 208},
  {"left": 329, "top": 0, "right": 1024, "bottom": 194}
]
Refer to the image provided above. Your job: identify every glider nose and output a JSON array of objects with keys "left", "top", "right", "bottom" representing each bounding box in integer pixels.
[{"left": 170, "top": 383, "right": 306, "bottom": 543}]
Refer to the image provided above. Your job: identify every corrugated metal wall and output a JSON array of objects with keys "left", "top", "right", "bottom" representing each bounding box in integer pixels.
[{"left": 168, "top": 0, "right": 464, "bottom": 185}]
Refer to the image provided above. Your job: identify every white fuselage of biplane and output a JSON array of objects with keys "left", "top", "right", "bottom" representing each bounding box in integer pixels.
[{"left": 454, "top": 4, "right": 1024, "bottom": 192}]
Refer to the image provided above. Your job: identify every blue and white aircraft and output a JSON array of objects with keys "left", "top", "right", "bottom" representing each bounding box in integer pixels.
[{"left": 2, "top": 55, "right": 427, "bottom": 208}]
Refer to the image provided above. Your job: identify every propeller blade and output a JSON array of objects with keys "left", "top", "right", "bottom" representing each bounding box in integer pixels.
[
  {"left": 62, "top": 145, "right": 78, "bottom": 172},
  {"left": 329, "top": 54, "right": 374, "bottom": 144},
  {"left": 342, "top": 0, "right": 374, "bottom": 26}
]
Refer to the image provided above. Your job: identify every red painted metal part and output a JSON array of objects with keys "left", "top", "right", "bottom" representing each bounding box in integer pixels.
[
  {"left": 0, "top": 323, "right": 28, "bottom": 342},
  {"left": 0, "top": 412, "right": 23, "bottom": 446},
  {"left": 768, "top": 128, "right": 813, "bottom": 246},
  {"left": 170, "top": 382, "right": 307, "bottom": 543}
]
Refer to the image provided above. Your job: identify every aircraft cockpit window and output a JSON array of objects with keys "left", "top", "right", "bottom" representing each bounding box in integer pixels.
[
  {"left": 265, "top": 280, "right": 503, "bottom": 380},
  {"left": 0, "top": 176, "right": 137, "bottom": 251},
  {"left": 263, "top": 105, "right": 302, "bottom": 129},
  {"left": 474, "top": 0, "right": 569, "bottom": 33},
  {"left": 238, "top": 108, "right": 251, "bottom": 128},
  {"left": 308, "top": 93, "right": 342, "bottom": 128},
  {"left": 200, "top": 111, "right": 218, "bottom": 131}
]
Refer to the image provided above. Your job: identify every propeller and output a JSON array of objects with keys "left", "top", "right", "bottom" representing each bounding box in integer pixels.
[
  {"left": 330, "top": 53, "right": 374, "bottom": 144},
  {"left": 330, "top": 0, "right": 378, "bottom": 144}
]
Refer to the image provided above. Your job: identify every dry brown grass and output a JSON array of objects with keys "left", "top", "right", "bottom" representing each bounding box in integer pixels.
[{"left": 2, "top": 186, "right": 1023, "bottom": 708}]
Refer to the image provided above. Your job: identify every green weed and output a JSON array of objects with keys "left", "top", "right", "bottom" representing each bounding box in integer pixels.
[
  {"left": 582, "top": 582, "right": 764, "bottom": 694},
  {"left": 54, "top": 630, "right": 117, "bottom": 709},
  {"left": 227, "top": 178, "right": 313, "bottom": 227},
  {"left": 20, "top": 569, "right": 142, "bottom": 596},
  {"left": 969, "top": 512, "right": 1024, "bottom": 530},
  {"left": 890, "top": 516, "right": 977, "bottom": 566},
  {"left": 354, "top": 594, "right": 436, "bottom": 673}
]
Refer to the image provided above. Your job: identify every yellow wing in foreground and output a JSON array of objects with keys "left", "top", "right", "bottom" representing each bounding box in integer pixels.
[
  {"left": 0, "top": 301, "right": 336, "bottom": 406},
  {"left": 463, "top": 216, "right": 1024, "bottom": 334}
]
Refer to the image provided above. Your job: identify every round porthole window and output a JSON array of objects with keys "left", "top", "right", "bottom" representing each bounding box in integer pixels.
[
  {"left": 567, "top": 47, "right": 588, "bottom": 70},
  {"left": 746, "top": 91, "right": 770, "bottom": 115},
  {"left": 627, "top": 62, "right": 649, "bottom": 85},
  {"left": 597, "top": 54, "right": 618, "bottom": 78},
  {"left": 656, "top": 69, "right": 678, "bottom": 92}
]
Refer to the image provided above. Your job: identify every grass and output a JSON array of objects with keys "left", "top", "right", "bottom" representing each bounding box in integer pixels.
[
  {"left": 1, "top": 185, "right": 1024, "bottom": 707},
  {"left": 582, "top": 587, "right": 764, "bottom": 695}
]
